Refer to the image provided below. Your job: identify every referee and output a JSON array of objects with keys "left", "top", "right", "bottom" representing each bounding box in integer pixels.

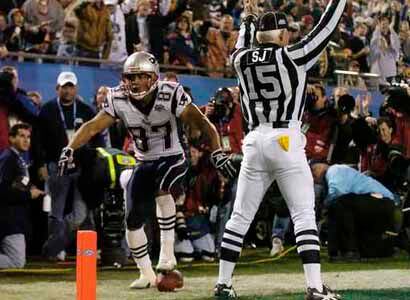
[{"left": 214, "top": 0, "right": 346, "bottom": 300}]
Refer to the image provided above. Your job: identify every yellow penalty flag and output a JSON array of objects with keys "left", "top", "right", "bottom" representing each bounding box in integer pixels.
[{"left": 278, "top": 135, "right": 289, "bottom": 152}]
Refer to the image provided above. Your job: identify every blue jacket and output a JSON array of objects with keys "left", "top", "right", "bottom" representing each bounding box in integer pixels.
[{"left": 324, "top": 164, "right": 395, "bottom": 206}]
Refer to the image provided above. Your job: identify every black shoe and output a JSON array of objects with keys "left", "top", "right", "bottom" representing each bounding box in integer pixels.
[
  {"left": 305, "top": 285, "right": 342, "bottom": 300},
  {"left": 214, "top": 283, "right": 238, "bottom": 299}
]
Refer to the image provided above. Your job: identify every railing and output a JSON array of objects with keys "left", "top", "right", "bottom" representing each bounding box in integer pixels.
[
  {"left": 334, "top": 70, "right": 380, "bottom": 91},
  {"left": 2, "top": 51, "right": 382, "bottom": 91},
  {"left": 2, "top": 51, "right": 227, "bottom": 76}
]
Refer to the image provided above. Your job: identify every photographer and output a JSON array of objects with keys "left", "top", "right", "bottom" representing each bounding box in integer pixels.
[
  {"left": 302, "top": 83, "right": 338, "bottom": 163},
  {"left": 380, "top": 85, "right": 410, "bottom": 158},
  {"left": 35, "top": 71, "right": 104, "bottom": 261},
  {"left": 201, "top": 87, "right": 243, "bottom": 252},
  {"left": 330, "top": 93, "right": 360, "bottom": 166}
]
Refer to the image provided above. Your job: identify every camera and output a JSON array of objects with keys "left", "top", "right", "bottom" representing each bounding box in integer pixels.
[
  {"left": 381, "top": 85, "right": 410, "bottom": 115},
  {"left": 208, "top": 87, "right": 233, "bottom": 122}
]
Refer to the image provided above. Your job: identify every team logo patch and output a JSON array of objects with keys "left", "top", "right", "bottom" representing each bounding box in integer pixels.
[
  {"left": 154, "top": 104, "right": 165, "bottom": 111},
  {"left": 277, "top": 135, "right": 289, "bottom": 152}
]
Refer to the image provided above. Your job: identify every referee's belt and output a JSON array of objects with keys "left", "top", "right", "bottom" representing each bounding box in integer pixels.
[{"left": 253, "top": 121, "right": 290, "bottom": 130}]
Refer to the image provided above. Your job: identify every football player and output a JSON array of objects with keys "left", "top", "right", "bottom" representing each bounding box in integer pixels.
[{"left": 57, "top": 51, "right": 236, "bottom": 289}]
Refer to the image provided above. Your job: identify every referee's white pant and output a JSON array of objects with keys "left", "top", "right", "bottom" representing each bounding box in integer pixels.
[{"left": 221, "top": 121, "right": 319, "bottom": 261}]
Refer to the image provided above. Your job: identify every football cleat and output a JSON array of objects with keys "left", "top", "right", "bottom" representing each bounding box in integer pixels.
[
  {"left": 305, "top": 285, "right": 342, "bottom": 300},
  {"left": 214, "top": 283, "right": 238, "bottom": 300},
  {"left": 129, "top": 274, "right": 156, "bottom": 289}
]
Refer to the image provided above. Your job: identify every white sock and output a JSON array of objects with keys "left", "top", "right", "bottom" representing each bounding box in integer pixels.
[
  {"left": 218, "top": 259, "right": 234, "bottom": 286},
  {"left": 156, "top": 194, "right": 176, "bottom": 261},
  {"left": 303, "top": 264, "right": 322, "bottom": 292},
  {"left": 126, "top": 228, "right": 155, "bottom": 282}
]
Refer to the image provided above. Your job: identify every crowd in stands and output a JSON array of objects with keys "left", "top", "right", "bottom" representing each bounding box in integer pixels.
[
  {"left": 0, "top": 0, "right": 409, "bottom": 269},
  {"left": 0, "top": 0, "right": 408, "bottom": 82}
]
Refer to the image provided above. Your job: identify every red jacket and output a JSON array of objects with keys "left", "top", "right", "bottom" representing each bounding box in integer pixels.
[
  {"left": 394, "top": 113, "right": 410, "bottom": 158},
  {"left": 302, "top": 110, "right": 337, "bottom": 161},
  {"left": 0, "top": 104, "right": 9, "bottom": 151}
]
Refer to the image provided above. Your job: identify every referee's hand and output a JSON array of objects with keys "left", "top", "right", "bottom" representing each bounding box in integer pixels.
[{"left": 243, "top": 0, "right": 259, "bottom": 17}]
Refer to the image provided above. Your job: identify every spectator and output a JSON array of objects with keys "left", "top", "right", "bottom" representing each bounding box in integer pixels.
[
  {"left": 0, "top": 66, "right": 39, "bottom": 151},
  {"left": 125, "top": 0, "right": 188, "bottom": 62},
  {"left": 204, "top": 0, "right": 239, "bottom": 28},
  {"left": 22, "top": 0, "right": 65, "bottom": 37},
  {"left": 359, "top": 117, "right": 403, "bottom": 187},
  {"left": 399, "top": 20, "right": 410, "bottom": 64},
  {"left": 0, "top": 123, "right": 45, "bottom": 269},
  {"left": 0, "top": 12, "right": 8, "bottom": 44},
  {"left": 55, "top": 18, "right": 77, "bottom": 60},
  {"left": 74, "top": 0, "right": 113, "bottom": 62},
  {"left": 0, "top": 45, "right": 8, "bottom": 58},
  {"left": 27, "top": 91, "right": 42, "bottom": 108},
  {"left": 92, "top": 85, "right": 126, "bottom": 149},
  {"left": 370, "top": 15, "right": 400, "bottom": 83},
  {"left": 311, "top": 163, "right": 399, "bottom": 260},
  {"left": 344, "top": 60, "right": 367, "bottom": 89},
  {"left": 203, "top": 14, "right": 238, "bottom": 78},
  {"left": 302, "top": 83, "right": 338, "bottom": 163},
  {"left": 36, "top": 71, "right": 103, "bottom": 260},
  {"left": 104, "top": 0, "right": 136, "bottom": 64},
  {"left": 347, "top": 22, "right": 370, "bottom": 72},
  {"left": 163, "top": 13, "right": 200, "bottom": 72},
  {"left": 174, "top": 146, "right": 218, "bottom": 262},
  {"left": 0, "top": 1, "right": 25, "bottom": 15},
  {"left": 330, "top": 93, "right": 359, "bottom": 166},
  {"left": 59, "top": 0, "right": 81, "bottom": 21},
  {"left": 202, "top": 87, "right": 243, "bottom": 252}
]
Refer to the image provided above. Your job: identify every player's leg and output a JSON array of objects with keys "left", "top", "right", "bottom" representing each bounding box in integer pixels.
[
  {"left": 156, "top": 154, "right": 188, "bottom": 272},
  {"left": 216, "top": 132, "right": 274, "bottom": 298},
  {"left": 155, "top": 193, "right": 177, "bottom": 271},
  {"left": 273, "top": 132, "right": 340, "bottom": 299},
  {"left": 121, "top": 166, "right": 157, "bottom": 289}
]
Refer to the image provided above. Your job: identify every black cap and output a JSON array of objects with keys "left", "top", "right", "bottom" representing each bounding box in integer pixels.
[
  {"left": 257, "top": 12, "right": 289, "bottom": 32},
  {"left": 338, "top": 94, "right": 355, "bottom": 114}
]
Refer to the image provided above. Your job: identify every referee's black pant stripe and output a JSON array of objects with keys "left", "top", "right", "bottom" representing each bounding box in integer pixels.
[{"left": 295, "top": 229, "right": 318, "bottom": 237}]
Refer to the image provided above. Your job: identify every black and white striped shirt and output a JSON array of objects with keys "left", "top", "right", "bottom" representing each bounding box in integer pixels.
[{"left": 231, "top": 0, "right": 346, "bottom": 130}]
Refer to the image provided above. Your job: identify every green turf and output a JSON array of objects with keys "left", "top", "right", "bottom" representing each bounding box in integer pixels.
[
  {"left": 240, "top": 289, "right": 410, "bottom": 300},
  {"left": 0, "top": 247, "right": 408, "bottom": 281}
]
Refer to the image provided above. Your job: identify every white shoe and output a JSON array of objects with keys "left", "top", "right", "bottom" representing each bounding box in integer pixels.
[
  {"left": 270, "top": 237, "right": 284, "bottom": 257},
  {"left": 129, "top": 274, "right": 156, "bottom": 289},
  {"left": 201, "top": 255, "right": 215, "bottom": 262},
  {"left": 156, "top": 255, "right": 177, "bottom": 272},
  {"left": 56, "top": 250, "right": 66, "bottom": 262},
  {"left": 179, "top": 256, "right": 194, "bottom": 263}
]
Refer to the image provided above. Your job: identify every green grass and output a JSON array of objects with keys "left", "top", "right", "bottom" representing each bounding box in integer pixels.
[
  {"left": 240, "top": 289, "right": 410, "bottom": 300},
  {"left": 0, "top": 248, "right": 408, "bottom": 299}
]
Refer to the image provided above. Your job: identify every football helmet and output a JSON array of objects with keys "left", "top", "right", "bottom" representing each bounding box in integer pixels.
[{"left": 122, "top": 51, "right": 160, "bottom": 100}]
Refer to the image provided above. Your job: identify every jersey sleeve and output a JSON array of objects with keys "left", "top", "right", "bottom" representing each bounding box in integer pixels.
[
  {"left": 285, "top": 0, "right": 346, "bottom": 71},
  {"left": 101, "top": 88, "right": 117, "bottom": 118},
  {"left": 172, "top": 85, "right": 192, "bottom": 117}
]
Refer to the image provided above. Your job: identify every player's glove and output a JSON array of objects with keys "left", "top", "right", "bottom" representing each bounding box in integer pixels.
[
  {"left": 57, "top": 146, "right": 75, "bottom": 176},
  {"left": 210, "top": 149, "right": 238, "bottom": 180}
]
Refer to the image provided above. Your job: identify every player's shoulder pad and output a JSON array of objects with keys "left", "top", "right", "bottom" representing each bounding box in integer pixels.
[
  {"left": 109, "top": 84, "right": 128, "bottom": 101},
  {"left": 158, "top": 80, "right": 179, "bottom": 94},
  {"left": 102, "top": 85, "right": 127, "bottom": 117}
]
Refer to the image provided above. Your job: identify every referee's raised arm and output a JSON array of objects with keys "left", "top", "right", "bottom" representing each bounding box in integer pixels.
[
  {"left": 285, "top": 0, "right": 347, "bottom": 71},
  {"left": 230, "top": 0, "right": 259, "bottom": 64}
]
